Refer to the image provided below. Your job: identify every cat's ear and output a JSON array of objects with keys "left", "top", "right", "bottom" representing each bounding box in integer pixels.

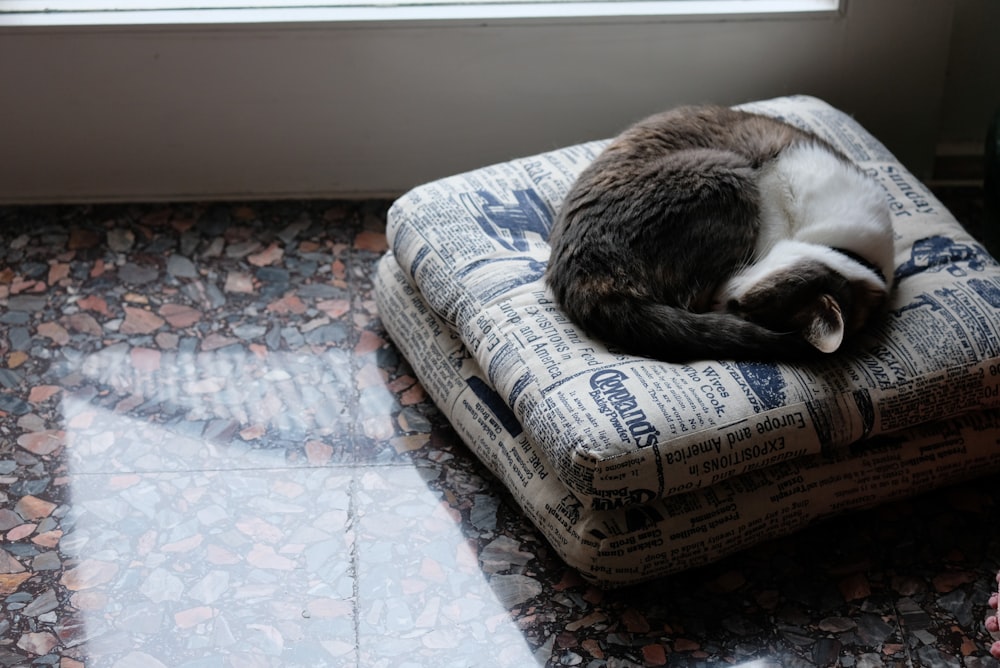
[{"left": 804, "top": 294, "right": 844, "bottom": 353}]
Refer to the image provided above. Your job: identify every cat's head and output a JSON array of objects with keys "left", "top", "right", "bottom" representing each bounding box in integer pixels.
[{"left": 717, "top": 241, "right": 891, "bottom": 354}]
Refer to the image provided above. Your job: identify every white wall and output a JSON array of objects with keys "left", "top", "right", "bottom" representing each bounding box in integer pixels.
[{"left": 0, "top": 1, "right": 957, "bottom": 203}]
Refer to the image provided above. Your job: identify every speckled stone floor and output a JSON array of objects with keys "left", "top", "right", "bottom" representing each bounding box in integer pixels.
[{"left": 1, "top": 197, "right": 999, "bottom": 668}]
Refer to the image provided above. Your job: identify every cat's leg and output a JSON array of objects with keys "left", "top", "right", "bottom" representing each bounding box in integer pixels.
[{"left": 988, "top": 570, "right": 1000, "bottom": 658}]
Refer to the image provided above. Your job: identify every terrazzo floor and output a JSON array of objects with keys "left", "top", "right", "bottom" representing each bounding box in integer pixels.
[{"left": 1, "top": 197, "right": 999, "bottom": 668}]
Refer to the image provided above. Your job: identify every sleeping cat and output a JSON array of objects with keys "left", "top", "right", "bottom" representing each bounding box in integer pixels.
[{"left": 545, "top": 105, "right": 894, "bottom": 362}]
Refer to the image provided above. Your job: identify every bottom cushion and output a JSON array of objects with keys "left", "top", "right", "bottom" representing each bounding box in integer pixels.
[{"left": 375, "top": 254, "right": 1000, "bottom": 587}]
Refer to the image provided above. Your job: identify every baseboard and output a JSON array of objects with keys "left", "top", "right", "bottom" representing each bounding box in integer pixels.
[{"left": 929, "top": 141, "right": 985, "bottom": 187}]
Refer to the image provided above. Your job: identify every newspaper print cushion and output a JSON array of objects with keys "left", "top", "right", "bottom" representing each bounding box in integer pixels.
[
  {"left": 375, "top": 252, "right": 1000, "bottom": 587},
  {"left": 385, "top": 95, "right": 1000, "bottom": 512}
]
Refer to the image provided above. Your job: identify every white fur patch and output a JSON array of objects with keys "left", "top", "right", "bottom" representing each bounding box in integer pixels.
[{"left": 717, "top": 142, "right": 894, "bottom": 304}]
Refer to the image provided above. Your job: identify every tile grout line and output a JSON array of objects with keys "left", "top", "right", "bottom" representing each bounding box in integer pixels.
[
  {"left": 348, "top": 472, "right": 364, "bottom": 668},
  {"left": 346, "top": 205, "right": 365, "bottom": 668},
  {"left": 61, "top": 460, "right": 433, "bottom": 477},
  {"left": 889, "top": 594, "right": 916, "bottom": 668},
  {"left": 346, "top": 204, "right": 361, "bottom": 468}
]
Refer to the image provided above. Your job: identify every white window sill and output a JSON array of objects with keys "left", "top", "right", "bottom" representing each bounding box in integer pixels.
[{"left": 0, "top": 0, "right": 839, "bottom": 27}]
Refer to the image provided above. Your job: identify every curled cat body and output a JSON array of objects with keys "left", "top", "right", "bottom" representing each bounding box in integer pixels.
[{"left": 545, "top": 105, "right": 894, "bottom": 362}]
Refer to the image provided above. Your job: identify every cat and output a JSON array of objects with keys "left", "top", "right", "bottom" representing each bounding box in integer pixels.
[{"left": 545, "top": 105, "right": 894, "bottom": 362}]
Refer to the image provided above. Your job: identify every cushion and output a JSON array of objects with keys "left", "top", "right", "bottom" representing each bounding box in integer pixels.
[
  {"left": 375, "top": 95, "right": 1000, "bottom": 586},
  {"left": 375, "top": 254, "right": 1000, "bottom": 586}
]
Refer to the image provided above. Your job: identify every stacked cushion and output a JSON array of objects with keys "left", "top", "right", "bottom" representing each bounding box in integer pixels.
[{"left": 374, "top": 96, "right": 1000, "bottom": 587}]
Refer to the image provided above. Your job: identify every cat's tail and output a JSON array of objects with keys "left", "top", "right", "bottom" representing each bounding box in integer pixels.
[{"left": 580, "top": 298, "right": 816, "bottom": 363}]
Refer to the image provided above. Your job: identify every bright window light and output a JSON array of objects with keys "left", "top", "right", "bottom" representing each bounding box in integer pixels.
[{"left": 0, "top": 0, "right": 841, "bottom": 26}]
